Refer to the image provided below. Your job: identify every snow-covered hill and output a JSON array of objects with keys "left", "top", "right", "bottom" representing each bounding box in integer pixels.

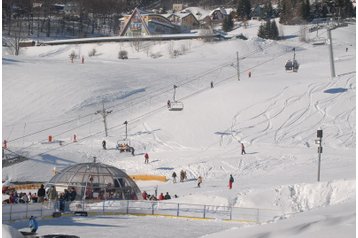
[{"left": 2, "top": 20, "right": 356, "bottom": 238}]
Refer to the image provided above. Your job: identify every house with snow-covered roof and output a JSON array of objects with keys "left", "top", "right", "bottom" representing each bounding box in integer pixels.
[
  {"left": 119, "top": 8, "right": 179, "bottom": 36},
  {"left": 166, "top": 12, "right": 200, "bottom": 32}
]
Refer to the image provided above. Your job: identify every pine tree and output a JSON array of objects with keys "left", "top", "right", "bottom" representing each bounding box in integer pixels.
[
  {"left": 257, "top": 20, "right": 279, "bottom": 40},
  {"left": 237, "top": 0, "right": 252, "bottom": 20},
  {"left": 279, "top": 0, "right": 293, "bottom": 24},
  {"left": 270, "top": 20, "right": 279, "bottom": 40},
  {"left": 301, "top": 0, "right": 311, "bottom": 21}
]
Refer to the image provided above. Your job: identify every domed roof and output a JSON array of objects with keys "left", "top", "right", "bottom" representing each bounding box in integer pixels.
[{"left": 46, "top": 162, "right": 141, "bottom": 201}]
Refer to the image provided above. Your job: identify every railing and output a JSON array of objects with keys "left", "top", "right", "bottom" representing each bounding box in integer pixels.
[{"left": 2, "top": 200, "right": 283, "bottom": 224}]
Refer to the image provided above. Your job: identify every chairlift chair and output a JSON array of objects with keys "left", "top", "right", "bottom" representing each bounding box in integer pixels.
[
  {"left": 168, "top": 85, "right": 184, "bottom": 111},
  {"left": 312, "top": 37, "right": 326, "bottom": 46},
  {"left": 116, "top": 139, "right": 131, "bottom": 152}
]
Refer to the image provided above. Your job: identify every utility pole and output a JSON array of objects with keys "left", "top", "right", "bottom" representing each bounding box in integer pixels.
[
  {"left": 315, "top": 129, "right": 323, "bottom": 182},
  {"left": 236, "top": 51, "right": 240, "bottom": 81},
  {"left": 327, "top": 28, "right": 336, "bottom": 79},
  {"left": 123, "top": 121, "right": 128, "bottom": 140},
  {"left": 95, "top": 101, "right": 112, "bottom": 137}
]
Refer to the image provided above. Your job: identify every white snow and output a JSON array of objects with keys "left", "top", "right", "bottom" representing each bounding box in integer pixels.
[{"left": 2, "top": 20, "right": 356, "bottom": 238}]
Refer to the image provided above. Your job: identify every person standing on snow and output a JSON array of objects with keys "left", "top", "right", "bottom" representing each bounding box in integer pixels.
[
  {"left": 158, "top": 193, "right": 164, "bottom": 200},
  {"left": 229, "top": 174, "right": 234, "bottom": 189},
  {"left": 197, "top": 176, "right": 203, "bottom": 188},
  {"left": 102, "top": 140, "right": 106, "bottom": 150},
  {"left": 144, "top": 153, "right": 149, "bottom": 164},
  {"left": 241, "top": 143, "right": 246, "bottom": 155},
  {"left": 37, "top": 184, "right": 46, "bottom": 203},
  {"left": 172, "top": 172, "right": 177, "bottom": 183}
]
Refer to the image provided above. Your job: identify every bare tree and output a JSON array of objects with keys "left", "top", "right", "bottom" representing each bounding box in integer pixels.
[{"left": 7, "top": 18, "right": 26, "bottom": 56}]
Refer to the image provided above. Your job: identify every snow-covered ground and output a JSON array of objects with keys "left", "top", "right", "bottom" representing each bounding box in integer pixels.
[{"left": 2, "top": 19, "right": 356, "bottom": 238}]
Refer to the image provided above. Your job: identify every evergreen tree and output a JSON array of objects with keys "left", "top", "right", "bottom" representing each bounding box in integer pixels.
[
  {"left": 279, "top": 0, "right": 293, "bottom": 24},
  {"left": 222, "top": 14, "right": 234, "bottom": 32},
  {"left": 270, "top": 20, "right": 279, "bottom": 40},
  {"left": 301, "top": 0, "right": 311, "bottom": 21},
  {"left": 237, "top": 0, "right": 252, "bottom": 20},
  {"left": 258, "top": 20, "right": 279, "bottom": 40},
  {"left": 264, "top": 1, "right": 274, "bottom": 19}
]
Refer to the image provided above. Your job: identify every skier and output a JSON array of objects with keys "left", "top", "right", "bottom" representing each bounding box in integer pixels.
[
  {"left": 229, "top": 174, "right": 234, "bottom": 189},
  {"left": 180, "top": 170, "right": 184, "bottom": 182},
  {"left": 102, "top": 140, "right": 106, "bottom": 150},
  {"left": 167, "top": 100, "right": 171, "bottom": 108},
  {"left": 144, "top": 153, "right": 149, "bottom": 164},
  {"left": 241, "top": 143, "right": 246, "bottom": 155},
  {"left": 172, "top": 171, "right": 177, "bottom": 183},
  {"left": 248, "top": 71, "right": 251, "bottom": 78},
  {"left": 197, "top": 176, "right": 203, "bottom": 188},
  {"left": 210, "top": 81, "right": 214, "bottom": 88},
  {"left": 29, "top": 216, "right": 38, "bottom": 233}
]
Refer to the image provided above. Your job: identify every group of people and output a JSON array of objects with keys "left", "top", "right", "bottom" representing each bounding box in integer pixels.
[
  {"left": 171, "top": 170, "right": 187, "bottom": 183},
  {"left": 3, "top": 191, "right": 39, "bottom": 204},
  {"left": 141, "top": 190, "right": 178, "bottom": 201}
]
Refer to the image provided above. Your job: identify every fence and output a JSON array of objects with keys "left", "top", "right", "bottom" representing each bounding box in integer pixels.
[{"left": 2, "top": 200, "right": 283, "bottom": 224}]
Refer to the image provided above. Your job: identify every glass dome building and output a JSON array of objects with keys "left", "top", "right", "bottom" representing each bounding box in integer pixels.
[{"left": 46, "top": 162, "right": 141, "bottom": 201}]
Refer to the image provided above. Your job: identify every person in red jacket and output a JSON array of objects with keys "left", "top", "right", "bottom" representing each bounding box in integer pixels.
[
  {"left": 158, "top": 193, "right": 164, "bottom": 200},
  {"left": 229, "top": 174, "right": 234, "bottom": 189},
  {"left": 142, "top": 191, "right": 148, "bottom": 200},
  {"left": 144, "top": 153, "right": 149, "bottom": 164}
]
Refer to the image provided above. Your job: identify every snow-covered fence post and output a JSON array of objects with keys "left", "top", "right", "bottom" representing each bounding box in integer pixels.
[
  {"left": 229, "top": 206, "right": 232, "bottom": 220},
  {"left": 40, "top": 203, "right": 43, "bottom": 217},
  {"left": 102, "top": 200, "right": 105, "bottom": 214},
  {"left": 26, "top": 203, "right": 29, "bottom": 218},
  {"left": 126, "top": 200, "right": 129, "bottom": 214},
  {"left": 256, "top": 208, "right": 260, "bottom": 224},
  {"left": 203, "top": 205, "right": 206, "bottom": 218},
  {"left": 151, "top": 202, "right": 155, "bottom": 215},
  {"left": 176, "top": 203, "right": 180, "bottom": 217},
  {"left": 9, "top": 204, "right": 13, "bottom": 221}
]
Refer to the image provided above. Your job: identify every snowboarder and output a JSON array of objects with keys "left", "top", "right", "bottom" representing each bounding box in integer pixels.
[
  {"left": 210, "top": 81, "right": 214, "bottom": 88},
  {"left": 248, "top": 71, "right": 251, "bottom": 78},
  {"left": 229, "top": 174, "right": 234, "bottom": 189},
  {"left": 102, "top": 140, "right": 106, "bottom": 150},
  {"left": 37, "top": 184, "right": 46, "bottom": 203},
  {"left": 167, "top": 100, "right": 171, "bottom": 108},
  {"left": 172, "top": 171, "right": 177, "bottom": 183},
  {"left": 144, "top": 153, "right": 149, "bottom": 164},
  {"left": 197, "top": 176, "right": 203, "bottom": 188},
  {"left": 29, "top": 216, "right": 38, "bottom": 233},
  {"left": 241, "top": 143, "right": 246, "bottom": 155}
]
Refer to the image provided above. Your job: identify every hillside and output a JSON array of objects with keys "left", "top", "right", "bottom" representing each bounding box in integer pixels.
[{"left": 2, "top": 20, "right": 356, "bottom": 238}]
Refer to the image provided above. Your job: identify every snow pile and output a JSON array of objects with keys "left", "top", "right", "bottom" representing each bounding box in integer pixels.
[{"left": 2, "top": 224, "right": 24, "bottom": 238}]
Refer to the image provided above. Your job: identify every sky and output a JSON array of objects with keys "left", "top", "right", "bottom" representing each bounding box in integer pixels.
[{"left": 2, "top": 19, "right": 356, "bottom": 238}]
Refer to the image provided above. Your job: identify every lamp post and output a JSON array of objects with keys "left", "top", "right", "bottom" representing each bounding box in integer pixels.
[
  {"left": 123, "top": 121, "right": 128, "bottom": 140},
  {"left": 315, "top": 129, "right": 323, "bottom": 182}
]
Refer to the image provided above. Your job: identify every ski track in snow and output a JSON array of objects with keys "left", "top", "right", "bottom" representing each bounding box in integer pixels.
[{"left": 224, "top": 73, "right": 355, "bottom": 148}]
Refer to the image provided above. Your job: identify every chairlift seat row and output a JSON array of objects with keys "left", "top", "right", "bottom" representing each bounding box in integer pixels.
[{"left": 168, "top": 101, "right": 184, "bottom": 111}]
